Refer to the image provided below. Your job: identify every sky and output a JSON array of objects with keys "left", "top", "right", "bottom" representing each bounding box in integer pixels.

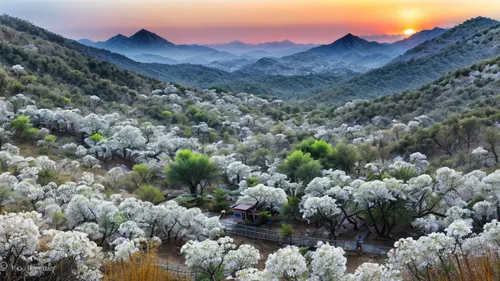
[{"left": 2, "top": 0, "right": 500, "bottom": 44}]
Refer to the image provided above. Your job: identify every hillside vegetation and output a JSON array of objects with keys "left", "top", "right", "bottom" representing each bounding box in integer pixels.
[
  {"left": 3, "top": 13, "right": 500, "bottom": 281},
  {"left": 314, "top": 18, "right": 500, "bottom": 103}
]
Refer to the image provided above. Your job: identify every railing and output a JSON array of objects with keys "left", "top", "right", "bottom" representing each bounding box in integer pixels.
[
  {"left": 223, "top": 223, "right": 392, "bottom": 255},
  {"left": 161, "top": 262, "right": 198, "bottom": 281}
]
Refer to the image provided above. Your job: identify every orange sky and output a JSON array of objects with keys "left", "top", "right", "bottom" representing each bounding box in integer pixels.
[{"left": 3, "top": 0, "right": 500, "bottom": 43}]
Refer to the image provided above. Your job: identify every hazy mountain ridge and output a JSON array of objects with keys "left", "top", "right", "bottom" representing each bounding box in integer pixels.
[
  {"left": 5, "top": 14, "right": 498, "bottom": 105},
  {"left": 77, "top": 29, "right": 233, "bottom": 63},
  {"left": 314, "top": 18, "right": 500, "bottom": 103},
  {"left": 207, "top": 39, "right": 320, "bottom": 58},
  {"left": 68, "top": 29, "right": 360, "bottom": 99},
  {"left": 393, "top": 17, "right": 498, "bottom": 62},
  {"left": 239, "top": 29, "right": 447, "bottom": 76},
  {"left": 391, "top": 27, "right": 447, "bottom": 49},
  {"left": 78, "top": 33, "right": 319, "bottom": 66},
  {"left": 76, "top": 25, "right": 447, "bottom": 77}
]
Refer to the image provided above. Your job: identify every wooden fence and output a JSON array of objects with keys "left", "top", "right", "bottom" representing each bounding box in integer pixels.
[
  {"left": 161, "top": 262, "right": 198, "bottom": 281},
  {"left": 223, "top": 223, "right": 392, "bottom": 255}
]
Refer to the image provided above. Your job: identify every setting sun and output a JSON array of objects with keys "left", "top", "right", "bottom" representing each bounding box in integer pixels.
[{"left": 404, "top": 29, "right": 417, "bottom": 36}]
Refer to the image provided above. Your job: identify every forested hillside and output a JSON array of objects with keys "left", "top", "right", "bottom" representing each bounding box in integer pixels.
[
  {"left": 314, "top": 18, "right": 500, "bottom": 103},
  {"left": 3, "top": 13, "right": 500, "bottom": 281}
]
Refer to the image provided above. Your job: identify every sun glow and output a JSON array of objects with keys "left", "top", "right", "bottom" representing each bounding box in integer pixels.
[{"left": 404, "top": 29, "right": 416, "bottom": 36}]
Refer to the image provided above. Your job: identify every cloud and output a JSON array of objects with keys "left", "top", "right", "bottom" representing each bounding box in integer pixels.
[{"left": 360, "top": 34, "right": 405, "bottom": 43}]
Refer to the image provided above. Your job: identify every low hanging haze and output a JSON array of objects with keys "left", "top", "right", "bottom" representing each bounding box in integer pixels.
[{"left": 3, "top": 0, "right": 500, "bottom": 44}]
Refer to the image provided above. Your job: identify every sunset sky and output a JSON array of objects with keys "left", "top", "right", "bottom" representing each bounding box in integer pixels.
[{"left": 3, "top": 0, "right": 500, "bottom": 44}]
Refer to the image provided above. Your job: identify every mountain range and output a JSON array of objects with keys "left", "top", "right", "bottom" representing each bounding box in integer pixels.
[
  {"left": 29, "top": 15, "right": 498, "bottom": 104},
  {"left": 78, "top": 29, "right": 239, "bottom": 63},
  {"left": 238, "top": 28, "right": 448, "bottom": 76},
  {"left": 79, "top": 27, "right": 447, "bottom": 76},
  {"left": 77, "top": 32, "right": 320, "bottom": 67},
  {"left": 314, "top": 17, "right": 500, "bottom": 103},
  {"left": 206, "top": 40, "right": 320, "bottom": 58}
]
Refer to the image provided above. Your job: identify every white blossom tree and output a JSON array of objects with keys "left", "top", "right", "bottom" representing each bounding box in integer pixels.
[
  {"left": 265, "top": 246, "right": 308, "bottom": 281},
  {"left": 237, "top": 184, "right": 288, "bottom": 210},
  {"left": 181, "top": 236, "right": 259, "bottom": 280}
]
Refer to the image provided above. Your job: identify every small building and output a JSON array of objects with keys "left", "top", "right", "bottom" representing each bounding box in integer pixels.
[{"left": 231, "top": 204, "right": 258, "bottom": 222}]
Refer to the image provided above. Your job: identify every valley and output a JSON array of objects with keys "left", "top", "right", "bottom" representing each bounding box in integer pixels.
[{"left": 1, "top": 5, "right": 500, "bottom": 281}]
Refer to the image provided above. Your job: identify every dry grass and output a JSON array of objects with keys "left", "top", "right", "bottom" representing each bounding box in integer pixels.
[
  {"left": 411, "top": 252, "right": 500, "bottom": 281},
  {"left": 103, "top": 249, "right": 190, "bottom": 281}
]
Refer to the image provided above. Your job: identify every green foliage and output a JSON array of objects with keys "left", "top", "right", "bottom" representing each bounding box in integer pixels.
[
  {"left": 483, "top": 127, "right": 500, "bottom": 163},
  {"left": 358, "top": 143, "right": 378, "bottom": 164},
  {"left": 280, "top": 223, "right": 293, "bottom": 238},
  {"left": 44, "top": 134, "right": 56, "bottom": 143},
  {"left": 245, "top": 177, "right": 260, "bottom": 187},
  {"left": 328, "top": 142, "right": 359, "bottom": 173},
  {"left": 89, "top": 133, "right": 105, "bottom": 143},
  {"left": 391, "top": 166, "right": 419, "bottom": 183},
  {"left": 25, "top": 128, "right": 39, "bottom": 144},
  {"left": 281, "top": 196, "right": 301, "bottom": 220},
  {"left": 11, "top": 115, "right": 32, "bottom": 139},
  {"left": 278, "top": 150, "right": 322, "bottom": 183},
  {"left": 132, "top": 164, "right": 155, "bottom": 184},
  {"left": 135, "top": 185, "right": 165, "bottom": 204},
  {"left": 209, "top": 189, "right": 230, "bottom": 212},
  {"left": 165, "top": 150, "right": 221, "bottom": 196},
  {"left": 161, "top": 110, "right": 172, "bottom": 117},
  {"left": 51, "top": 211, "right": 67, "bottom": 229},
  {"left": 38, "top": 168, "right": 56, "bottom": 186},
  {"left": 258, "top": 211, "right": 272, "bottom": 225},
  {"left": 0, "top": 186, "right": 11, "bottom": 208},
  {"left": 297, "top": 138, "right": 332, "bottom": 162}
]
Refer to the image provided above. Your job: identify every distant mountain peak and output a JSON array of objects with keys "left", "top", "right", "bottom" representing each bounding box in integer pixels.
[
  {"left": 106, "top": 33, "right": 130, "bottom": 44},
  {"left": 109, "top": 33, "right": 127, "bottom": 39},
  {"left": 431, "top": 27, "right": 446, "bottom": 31},
  {"left": 129, "top": 28, "right": 174, "bottom": 46},
  {"left": 332, "top": 33, "right": 367, "bottom": 46},
  {"left": 131, "top": 29, "right": 159, "bottom": 39},
  {"left": 342, "top": 33, "right": 358, "bottom": 39}
]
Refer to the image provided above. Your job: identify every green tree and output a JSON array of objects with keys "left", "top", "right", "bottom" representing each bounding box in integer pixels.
[
  {"left": 483, "top": 127, "right": 500, "bottom": 163},
  {"left": 209, "top": 189, "right": 229, "bottom": 212},
  {"left": 280, "top": 223, "right": 293, "bottom": 243},
  {"left": 278, "top": 150, "right": 322, "bottom": 183},
  {"left": 0, "top": 186, "right": 10, "bottom": 210},
  {"left": 135, "top": 185, "right": 165, "bottom": 204},
  {"left": 297, "top": 138, "right": 332, "bottom": 158},
  {"left": 281, "top": 196, "right": 300, "bottom": 220},
  {"left": 460, "top": 117, "right": 481, "bottom": 153},
  {"left": 165, "top": 150, "right": 221, "bottom": 196},
  {"left": 11, "top": 115, "right": 32, "bottom": 139},
  {"left": 25, "top": 128, "right": 39, "bottom": 144},
  {"left": 429, "top": 124, "right": 458, "bottom": 156},
  {"left": 43, "top": 134, "right": 57, "bottom": 153},
  {"left": 328, "top": 142, "right": 359, "bottom": 173},
  {"left": 358, "top": 142, "right": 378, "bottom": 165},
  {"left": 132, "top": 164, "right": 156, "bottom": 185}
]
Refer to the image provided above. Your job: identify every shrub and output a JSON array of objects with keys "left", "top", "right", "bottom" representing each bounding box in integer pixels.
[
  {"left": 258, "top": 211, "right": 272, "bottom": 225},
  {"left": 209, "top": 189, "right": 229, "bottom": 212},
  {"left": 280, "top": 223, "right": 293, "bottom": 238},
  {"left": 135, "top": 185, "right": 165, "bottom": 204}
]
